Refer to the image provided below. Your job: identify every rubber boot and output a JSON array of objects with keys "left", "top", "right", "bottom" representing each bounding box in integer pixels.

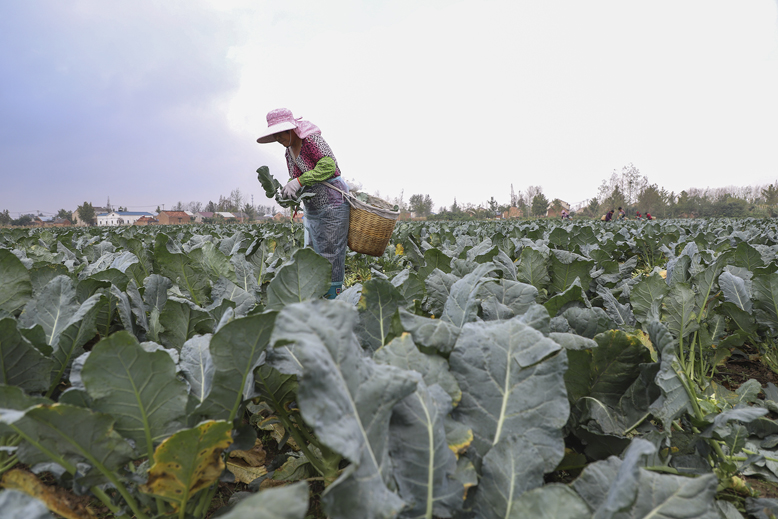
[{"left": 325, "top": 283, "right": 342, "bottom": 300}]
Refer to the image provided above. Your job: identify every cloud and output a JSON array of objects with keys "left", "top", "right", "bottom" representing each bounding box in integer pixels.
[{"left": 0, "top": 1, "right": 268, "bottom": 213}]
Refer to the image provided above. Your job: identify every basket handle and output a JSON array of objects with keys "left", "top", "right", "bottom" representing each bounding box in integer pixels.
[{"left": 320, "top": 180, "right": 356, "bottom": 207}]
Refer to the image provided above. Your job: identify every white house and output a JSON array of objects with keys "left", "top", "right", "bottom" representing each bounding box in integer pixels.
[{"left": 96, "top": 211, "right": 155, "bottom": 226}]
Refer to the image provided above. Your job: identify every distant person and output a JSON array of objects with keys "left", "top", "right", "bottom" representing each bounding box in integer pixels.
[
  {"left": 604, "top": 209, "right": 614, "bottom": 222},
  {"left": 636, "top": 211, "right": 642, "bottom": 220},
  {"left": 618, "top": 207, "right": 626, "bottom": 220},
  {"left": 646, "top": 212, "right": 653, "bottom": 220},
  {"left": 561, "top": 209, "right": 569, "bottom": 219}
]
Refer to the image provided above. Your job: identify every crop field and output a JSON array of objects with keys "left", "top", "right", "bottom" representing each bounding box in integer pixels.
[{"left": 2, "top": 217, "right": 778, "bottom": 518}]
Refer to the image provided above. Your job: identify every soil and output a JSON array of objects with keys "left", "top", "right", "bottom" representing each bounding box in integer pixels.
[{"left": 713, "top": 350, "right": 778, "bottom": 391}]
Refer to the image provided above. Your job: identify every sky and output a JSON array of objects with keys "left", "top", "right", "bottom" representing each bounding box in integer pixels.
[{"left": 2, "top": 0, "right": 778, "bottom": 217}]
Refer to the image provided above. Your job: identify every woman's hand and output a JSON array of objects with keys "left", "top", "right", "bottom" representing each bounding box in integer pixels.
[{"left": 281, "top": 178, "right": 302, "bottom": 198}]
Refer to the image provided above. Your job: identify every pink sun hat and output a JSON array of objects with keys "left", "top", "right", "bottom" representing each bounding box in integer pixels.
[{"left": 256, "top": 108, "right": 321, "bottom": 143}]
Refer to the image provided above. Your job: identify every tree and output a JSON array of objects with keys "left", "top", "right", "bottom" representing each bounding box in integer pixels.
[
  {"left": 77, "top": 202, "right": 96, "bottom": 225},
  {"left": 230, "top": 188, "right": 244, "bottom": 211},
  {"left": 531, "top": 193, "right": 549, "bottom": 217},
  {"left": 525, "top": 185, "right": 543, "bottom": 203},
  {"left": 408, "top": 194, "right": 434, "bottom": 217},
  {"left": 585, "top": 198, "right": 600, "bottom": 217},
  {"left": 117, "top": 206, "right": 128, "bottom": 212},
  {"left": 242, "top": 202, "right": 256, "bottom": 221},
  {"left": 205, "top": 201, "right": 217, "bottom": 213},
  {"left": 636, "top": 184, "right": 665, "bottom": 216},
  {"left": 187, "top": 201, "right": 203, "bottom": 213},
  {"left": 173, "top": 201, "right": 185, "bottom": 211},
  {"left": 56, "top": 209, "right": 71, "bottom": 220},
  {"left": 487, "top": 197, "right": 499, "bottom": 215},
  {"left": 0, "top": 210, "right": 11, "bottom": 225},
  {"left": 762, "top": 183, "right": 778, "bottom": 206},
  {"left": 12, "top": 215, "right": 33, "bottom": 226},
  {"left": 156, "top": 206, "right": 161, "bottom": 213},
  {"left": 549, "top": 198, "right": 564, "bottom": 214}
]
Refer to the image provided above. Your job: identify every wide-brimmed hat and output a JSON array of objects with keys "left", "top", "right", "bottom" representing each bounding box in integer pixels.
[{"left": 256, "top": 108, "right": 320, "bottom": 143}]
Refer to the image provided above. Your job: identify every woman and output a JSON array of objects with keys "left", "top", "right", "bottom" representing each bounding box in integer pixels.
[{"left": 256, "top": 108, "right": 350, "bottom": 299}]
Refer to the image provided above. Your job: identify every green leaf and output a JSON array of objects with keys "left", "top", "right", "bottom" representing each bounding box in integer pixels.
[
  {"left": 440, "top": 263, "right": 498, "bottom": 329},
  {"left": 418, "top": 248, "right": 452, "bottom": 280},
  {"left": 81, "top": 331, "right": 190, "bottom": 456},
  {"left": 211, "top": 276, "right": 256, "bottom": 317},
  {"left": 563, "top": 307, "right": 613, "bottom": 339},
  {"left": 516, "top": 247, "right": 550, "bottom": 291},
  {"left": 630, "top": 272, "right": 670, "bottom": 324},
  {"left": 266, "top": 248, "right": 331, "bottom": 310},
  {"left": 257, "top": 165, "right": 281, "bottom": 198},
  {"left": 663, "top": 283, "right": 700, "bottom": 341},
  {"left": 158, "top": 298, "right": 215, "bottom": 351},
  {"left": 49, "top": 294, "right": 103, "bottom": 395},
  {"left": 510, "top": 484, "right": 591, "bottom": 519},
  {"left": 477, "top": 279, "right": 538, "bottom": 320},
  {"left": 565, "top": 330, "right": 652, "bottom": 408},
  {"left": 0, "top": 384, "right": 51, "bottom": 436},
  {"left": 549, "top": 250, "right": 594, "bottom": 294},
  {"left": 13, "top": 404, "right": 135, "bottom": 487},
  {"left": 0, "top": 250, "right": 32, "bottom": 315},
  {"left": 143, "top": 274, "right": 173, "bottom": 313},
  {"left": 190, "top": 242, "right": 237, "bottom": 284},
  {"left": 355, "top": 278, "right": 404, "bottom": 351},
  {"left": 267, "top": 300, "right": 418, "bottom": 519},
  {"left": 424, "top": 268, "right": 458, "bottom": 317},
  {"left": 0, "top": 318, "right": 54, "bottom": 393},
  {"left": 449, "top": 319, "right": 568, "bottom": 469},
  {"left": 476, "top": 433, "right": 555, "bottom": 518},
  {"left": 217, "top": 481, "right": 309, "bottom": 519},
  {"left": 153, "top": 233, "right": 211, "bottom": 307},
  {"left": 717, "top": 302, "right": 758, "bottom": 335},
  {"left": 374, "top": 332, "right": 461, "bottom": 406},
  {"left": 391, "top": 269, "right": 425, "bottom": 307},
  {"left": 733, "top": 241, "right": 764, "bottom": 271},
  {"left": 141, "top": 420, "right": 233, "bottom": 512},
  {"left": 389, "top": 381, "right": 463, "bottom": 518},
  {"left": 647, "top": 321, "right": 693, "bottom": 429},
  {"left": 597, "top": 288, "right": 636, "bottom": 328},
  {"left": 574, "top": 440, "right": 719, "bottom": 519},
  {"left": 753, "top": 273, "right": 778, "bottom": 331},
  {"left": 544, "top": 279, "right": 586, "bottom": 318},
  {"left": 196, "top": 311, "right": 277, "bottom": 422},
  {"left": 398, "top": 309, "right": 461, "bottom": 354},
  {"left": 179, "top": 334, "right": 214, "bottom": 404}
]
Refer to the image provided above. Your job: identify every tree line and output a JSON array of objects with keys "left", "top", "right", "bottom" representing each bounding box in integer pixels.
[{"left": 384, "top": 164, "right": 778, "bottom": 221}]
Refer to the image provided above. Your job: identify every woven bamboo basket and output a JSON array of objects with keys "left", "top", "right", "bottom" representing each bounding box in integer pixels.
[
  {"left": 347, "top": 195, "right": 400, "bottom": 256},
  {"left": 323, "top": 182, "right": 399, "bottom": 256}
]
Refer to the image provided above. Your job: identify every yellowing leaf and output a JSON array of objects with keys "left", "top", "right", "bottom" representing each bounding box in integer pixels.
[
  {"left": 447, "top": 426, "right": 473, "bottom": 456},
  {"left": 226, "top": 460, "right": 268, "bottom": 484},
  {"left": 229, "top": 438, "right": 267, "bottom": 466},
  {"left": 140, "top": 420, "right": 232, "bottom": 511},
  {"left": 1, "top": 469, "right": 98, "bottom": 519},
  {"left": 395, "top": 244, "right": 404, "bottom": 256},
  {"left": 258, "top": 418, "right": 299, "bottom": 450}
]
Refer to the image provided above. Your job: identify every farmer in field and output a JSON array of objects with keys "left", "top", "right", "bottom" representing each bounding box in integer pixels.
[{"left": 256, "top": 108, "right": 350, "bottom": 299}]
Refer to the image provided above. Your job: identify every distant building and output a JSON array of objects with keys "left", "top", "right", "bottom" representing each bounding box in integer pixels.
[
  {"left": 96, "top": 211, "right": 155, "bottom": 226},
  {"left": 46, "top": 218, "right": 71, "bottom": 227},
  {"left": 501, "top": 207, "right": 524, "bottom": 219},
  {"left": 546, "top": 200, "right": 571, "bottom": 218},
  {"left": 134, "top": 216, "right": 158, "bottom": 226},
  {"left": 157, "top": 211, "right": 191, "bottom": 225}
]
